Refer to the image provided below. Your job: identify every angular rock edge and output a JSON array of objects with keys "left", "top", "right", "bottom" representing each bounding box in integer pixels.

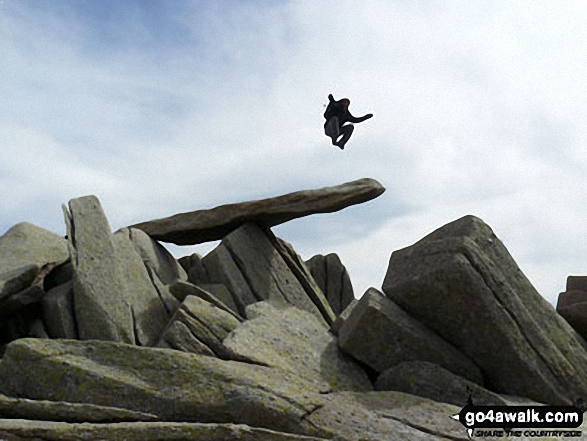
[{"left": 129, "top": 178, "right": 385, "bottom": 245}]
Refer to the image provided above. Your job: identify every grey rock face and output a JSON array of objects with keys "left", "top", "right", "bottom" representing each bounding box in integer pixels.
[
  {"left": 382, "top": 215, "right": 587, "bottom": 405},
  {"left": 130, "top": 178, "right": 385, "bottom": 245},
  {"left": 158, "top": 295, "right": 241, "bottom": 358},
  {"left": 41, "top": 282, "right": 77, "bottom": 339},
  {"left": 223, "top": 302, "right": 372, "bottom": 392},
  {"left": 330, "top": 298, "right": 358, "bottom": 335},
  {"left": 0, "top": 420, "right": 329, "bottom": 441},
  {"left": 0, "top": 338, "right": 329, "bottom": 437},
  {"left": 375, "top": 361, "right": 509, "bottom": 407},
  {"left": 0, "top": 222, "right": 69, "bottom": 275},
  {"left": 64, "top": 196, "right": 134, "bottom": 343},
  {"left": 306, "top": 253, "right": 354, "bottom": 316},
  {"left": 338, "top": 288, "right": 483, "bottom": 384}
]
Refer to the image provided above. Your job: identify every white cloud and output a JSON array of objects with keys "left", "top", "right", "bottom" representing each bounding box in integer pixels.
[{"left": 2, "top": 0, "right": 587, "bottom": 305}]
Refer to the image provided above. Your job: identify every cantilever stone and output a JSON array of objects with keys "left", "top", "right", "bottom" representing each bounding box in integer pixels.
[{"left": 129, "top": 178, "right": 385, "bottom": 245}]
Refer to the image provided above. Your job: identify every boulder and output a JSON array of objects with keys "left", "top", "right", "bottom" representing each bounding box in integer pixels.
[
  {"left": 557, "top": 290, "right": 587, "bottom": 310},
  {"left": 111, "top": 228, "right": 170, "bottom": 346},
  {"left": 64, "top": 196, "right": 134, "bottom": 343},
  {"left": 556, "top": 301, "right": 587, "bottom": 341},
  {"left": 330, "top": 298, "right": 358, "bottom": 335},
  {"left": 338, "top": 288, "right": 482, "bottom": 384},
  {"left": 0, "top": 420, "right": 329, "bottom": 441},
  {"left": 223, "top": 302, "right": 372, "bottom": 392},
  {"left": 567, "top": 276, "right": 587, "bottom": 292},
  {"left": 0, "top": 263, "right": 55, "bottom": 317},
  {"left": 0, "top": 223, "right": 69, "bottom": 274},
  {"left": 306, "top": 253, "right": 354, "bottom": 316},
  {"left": 218, "top": 223, "right": 330, "bottom": 325},
  {"left": 0, "top": 265, "right": 39, "bottom": 301},
  {"left": 130, "top": 178, "right": 385, "bottom": 245},
  {"left": 41, "top": 282, "right": 77, "bottom": 339},
  {"left": 305, "top": 391, "right": 469, "bottom": 441},
  {"left": 126, "top": 227, "right": 187, "bottom": 285},
  {"left": 157, "top": 295, "right": 240, "bottom": 358},
  {"left": 374, "top": 361, "right": 509, "bottom": 407},
  {"left": 382, "top": 215, "right": 587, "bottom": 405},
  {"left": 0, "top": 393, "right": 157, "bottom": 423},
  {"left": 169, "top": 280, "right": 240, "bottom": 318},
  {"left": 179, "top": 253, "right": 211, "bottom": 285},
  {"left": 0, "top": 338, "right": 329, "bottom": 437}
]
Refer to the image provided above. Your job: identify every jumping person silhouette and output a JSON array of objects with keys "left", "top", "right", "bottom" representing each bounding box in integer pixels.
[{"left": 323, "top": 94, "right": 373, "bottom": 149}]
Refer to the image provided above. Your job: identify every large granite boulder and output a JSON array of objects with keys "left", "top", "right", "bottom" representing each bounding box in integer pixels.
[
  {"left": 130, "top": 178, "right": 385, "bottom": 245},
  {"left": 223, "top": 302, "right": 372, "bottom": 392},
  {"left": 203, "top": 223, "right": 334, "bottom": 325},
  {"left": 306, "top": 253, "right": 354, "bottom": 316},
  {"left": 157, "top": 295, "right": 241, "bottom": 358},
  {"left": 0, "top": 338, "right": 329, "bottom": 437},
  {"left": 338, "top": 288, "right": 482, "bottom": 384},
  {"left": 374, "top": 361, "right": 509, "bottom": 407},
  {"left": 0, "top": 223, "right": 69, "bottom": 274},
  {"left": 382, "top": 215, "right": 587, "bottom": 405},
  {"left": 64, "top": 196, "right": 134, "bottom": 343}
]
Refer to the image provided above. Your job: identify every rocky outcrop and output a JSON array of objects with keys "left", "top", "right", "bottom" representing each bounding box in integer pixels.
[
  {"left": 338, "top": 288, "right": 483, "bottom": 384},
  {"left": 5, "top": 180, "right": 587, "bottom": 439},
  {"left": 557, "top": 276, "right": 587, "bottom": 340},
  {"left": 306, "top": 253, "right": 354, "bottom": 316},
  {"left": 382, "top": 215, "right": 587, "bottom": 405},
  {"left": 130, "top": 178, "right": 385, "bottom": 245}
]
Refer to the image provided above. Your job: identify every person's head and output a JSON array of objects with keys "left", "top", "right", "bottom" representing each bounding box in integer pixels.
[{"left": 341, "top": 98, "right": 350, "bottom": 107}]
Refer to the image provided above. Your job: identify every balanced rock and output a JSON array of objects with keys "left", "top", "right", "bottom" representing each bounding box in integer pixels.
[
  {"left": 374, "top": 361, "right": 509, "bottom": 407},
  {"left": 383, "top": 215, "right": 587, "bottom": 405},
  {"left": 306, "top": 253, "right": 354, "bottom": 316},
  {"left": 223, "top": 302, "right": 372, "bottom": 392},
  {"left": 130, "top": 178, "right": 385, "bottom": 245},
  {"left": 0, "top": 338, "right": 328, "bottom": 437},
  {"left": 338, "top": 288, "right": 482, "bottom": 384}
]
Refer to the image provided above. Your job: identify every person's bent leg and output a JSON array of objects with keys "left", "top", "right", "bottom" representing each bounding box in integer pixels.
[
  {"left": 336, "top": 124, "right": 354, "bottom": 149},
  {"left": 325, "top": 117, "right": 340, "bottom": 145}
]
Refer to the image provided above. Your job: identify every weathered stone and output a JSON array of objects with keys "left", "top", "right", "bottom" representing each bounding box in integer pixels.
[
  {"left": 382, "top": 215, "right": 587, "bottom": 405},
  {"left": 0, "top": 420, "right": 328, "bottom": 441},
  {"left": 198, "top": 283, "right": 239, "bottom": 316},
  {"left": 338, "top": 288, "right": 482, "bottom": 384},
  {"left": 130, "top": 178, "right": 385, "bottom": 245},
  {"left": 306, "top": 253, "right": 354, "bottom": 316},
  {"left": 270, "top": 235, "right": 336, "bottom": 325},
  {"left": 330, "top": 298, "right": 358, "bottom": 335},
  {"left": 64, "top": 196, "right": 134, "bottom": 343},
  {"left": 147, "top": 267, "right": 180, "bottom": 314},
  {"left": 557, "top": 302, "right": 587, "bottom": 341},
  {"left": 169, "top": 281, "right": 241, "bottom": 320},
  {"left": 0, "top": 265, "right": 39, "bottom": 301},
  {"left": 0, "top": 264, "right": 53, "bottom": 317},
  {"left": 27, "top": 319, "right": 48, "bottom": 339},
  {"left": 41, "top": 282, "right": 77, "bottom": 339},
  {"left": 375, "top": 361, "right": 509, "bottom": 407},
  {"left": 557, "top": 290, "right": 587, "bottom": 310},
  {"left": 43, "top": 261, "right": 73, "bottom": 292},
  {"left": 221, "top": 224, "right": 326, "bottom": 324},
  {"left": 0, "top": 338, "right": 329, "bottom": 437},
  {"left": 180, "top": 252, "right": 211, "bottom": 285},
  {"left": 126, "top": 227, "right": 187, "bottom": 285},
  {"left": 203, "top": 244, "right": 258, "bottom": 316},
  {"left": 158, "top": 296, "right": 240, "bottom": 358},
  {"left": 112, "top": 228, "right": 170, "bottom": 346},
  {"left": 0, "top": 223, "right": 69, "bottom": 275},
  {"left": 567, "top": 276, "right": 587, "bottom": 292},
  {"left": 0, "top": 393, "right": 158, "bottom": 423},
  {"left": 305, "top": 391, "right": 469, "bottom": 441},
  {"left": 223, "top": 302, "right": 372, "bottom": 392}
]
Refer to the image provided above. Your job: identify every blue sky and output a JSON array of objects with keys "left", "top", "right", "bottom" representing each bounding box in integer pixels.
[{"left": 2, "top": 0, "right": 587, "bottom": 304}]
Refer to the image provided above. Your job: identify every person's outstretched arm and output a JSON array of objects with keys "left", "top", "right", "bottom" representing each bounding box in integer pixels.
[{"left": 347, "top": 112, "right": 373, "bottom": 123}]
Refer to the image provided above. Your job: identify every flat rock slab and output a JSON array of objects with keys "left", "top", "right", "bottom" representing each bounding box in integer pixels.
[
  {"left": 338, "top": 288, "right": 482, "bottom": 384},
  {"left": 0, "top": 338, "right": 329, "bottom": 437},
  {"left": 223, "top": 302, "right": 372, "bottom": 392},
  {"left": 382, "top": 215, "right": 587, "bottom": 405},
  {"left": 130, "top": 178, "right": 385, "bottom": 245},
  {"left": 375, "top": 361, "right": 509, "bottom": 407},
  {"left": 0, "top": 420, "right": 329, "bottom": 441},
  {"left": 0, "top": 393, "right": 158, "bottom": 423}
]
